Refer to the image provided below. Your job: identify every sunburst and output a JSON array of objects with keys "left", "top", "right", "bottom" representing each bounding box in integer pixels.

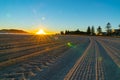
[{"left": 36, "top": 29, "right": 46, "bottom": 35}]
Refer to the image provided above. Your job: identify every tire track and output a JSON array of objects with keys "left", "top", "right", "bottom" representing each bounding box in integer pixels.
[
  {"left": 64, "top": 38, "right": 106, "bottom": 80},
  {"left": 0, "top": 44, "right": 65, "bottom": 69},
  {"left": 97, "top": 39, "right": 120, "bottom": 67},
  {"left": 64, "top": 38, "right": 94, "bottom": 80}
]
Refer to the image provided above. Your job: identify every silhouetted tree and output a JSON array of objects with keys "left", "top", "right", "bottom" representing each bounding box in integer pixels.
[
  {"left": 75, "top": 29, "right": 80, "bottom": 34},
  {"left": 91, "top": 26, "right": 95, "bottom": 35},
  {"left": 65, "top": 30, "right": 67, "bottom": 34},
  {"left": 65, "top": 30, "right": 70, "bottom": 34},
  {"left": 87, "top": 26, "right": 91, "bottom": 35},
  {"left": 106, "top": 22, "right": 112, "bottom": 36},
  {"left": 60, "top": 31, "right": 64, "bottom": 35},
  {"left": 97, "top": 26, "right": 102, "bottom": 35},
  {"left": 117, "top": 24, "right": 120, "bottom": 36},
  {"left": 119, "top": 24, "right": 120, "bottom": 29},
  {"left": 76, "top": 29, "right": 80, "bottom": 32}
]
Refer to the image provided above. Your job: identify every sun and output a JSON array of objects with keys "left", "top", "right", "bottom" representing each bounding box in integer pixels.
[{"left": 36, "top": 29, "right": 46, "bottom": 35}]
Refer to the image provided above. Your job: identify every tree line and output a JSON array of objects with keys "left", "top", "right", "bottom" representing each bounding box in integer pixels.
[{"left": 60, "top": 22, "right": 120, "bottom": 36}]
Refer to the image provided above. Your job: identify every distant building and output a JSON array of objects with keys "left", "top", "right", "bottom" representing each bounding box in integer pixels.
[
  {"left": 101, "top": 32, "right": 107, "bottom": 36},
  {"left": 112, "top": 29, "right": 120, "bottom": 36}
]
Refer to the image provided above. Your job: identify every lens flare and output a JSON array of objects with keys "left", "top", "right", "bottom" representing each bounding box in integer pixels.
[{"left": 67, "top": 42, "right": 76, "bottom": 48}]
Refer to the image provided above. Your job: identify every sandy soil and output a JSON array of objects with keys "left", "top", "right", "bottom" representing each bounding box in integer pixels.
[{"left": 0, "top": 34, "right": 120, "bottom": 80}]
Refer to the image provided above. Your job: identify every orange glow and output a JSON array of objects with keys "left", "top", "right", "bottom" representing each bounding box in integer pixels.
[{"left": 36, "top": 29, "right": 46, "bottom": 35}]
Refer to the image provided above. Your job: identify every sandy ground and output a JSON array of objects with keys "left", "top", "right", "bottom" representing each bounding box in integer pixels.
[{"left": 0, "top": 34, "right": 120, "bottom": 80}]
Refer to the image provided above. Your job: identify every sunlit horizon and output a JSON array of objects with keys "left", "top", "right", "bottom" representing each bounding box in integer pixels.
[
  {"left": 36, "top": 29, "right": 46, "bottom": 35},
  {"left": 0, "top": 0, "right": 120, "bottom": 32}
]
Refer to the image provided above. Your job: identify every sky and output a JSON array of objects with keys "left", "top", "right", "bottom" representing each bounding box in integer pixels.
[{"left": 0, "top": 0, "right": 120, "bottom": 33}]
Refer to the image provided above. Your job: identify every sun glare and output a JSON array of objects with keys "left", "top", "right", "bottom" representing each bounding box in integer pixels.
[{"left": 36, "top": 29, "right": 46, "bottom": 35}]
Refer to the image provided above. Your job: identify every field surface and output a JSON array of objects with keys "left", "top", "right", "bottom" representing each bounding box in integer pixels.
[{"left": 0, "top": 34, "right": 120, "bottom": 80}]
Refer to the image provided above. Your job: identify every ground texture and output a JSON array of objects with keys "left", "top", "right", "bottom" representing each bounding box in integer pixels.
[{"left": 0, "top": 34, "right": 120, "bottom": 80}]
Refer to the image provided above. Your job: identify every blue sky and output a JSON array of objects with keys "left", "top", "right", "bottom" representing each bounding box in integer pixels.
[{"left": 0, "top": 0, "right": 120, "bottom": 33}]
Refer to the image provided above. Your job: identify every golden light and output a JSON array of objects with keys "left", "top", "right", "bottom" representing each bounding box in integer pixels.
[{"left": 36, "top": 29, "right": 46, "bottom": 35}]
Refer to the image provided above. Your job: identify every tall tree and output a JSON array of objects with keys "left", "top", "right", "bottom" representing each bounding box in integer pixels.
[
  {"left": 87, "top": 26, "right": 91, "bottom": 35},
  {"left": 91, "top": 26, "right": 95, "bottom": 35},
  {"left": 106, "top": 22, "right": 112, "bottom": 36},
  {"left": 65, "top": 30, "right": 70, "bottom": 35},
  {"left": 119, "top": 24, "right": 120, "bottom": 29},
  {"left": 97, "top": 26, "right": 102, "bottom": 35},
  {"left": 118, "top": 24, "right": 120, "bottom": 36},
  {"left": 60, "top": 31, "right": 64, "bottom": 35},
  {"left": 75, "top": 29, "right": 80, "bottom": 34}
]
